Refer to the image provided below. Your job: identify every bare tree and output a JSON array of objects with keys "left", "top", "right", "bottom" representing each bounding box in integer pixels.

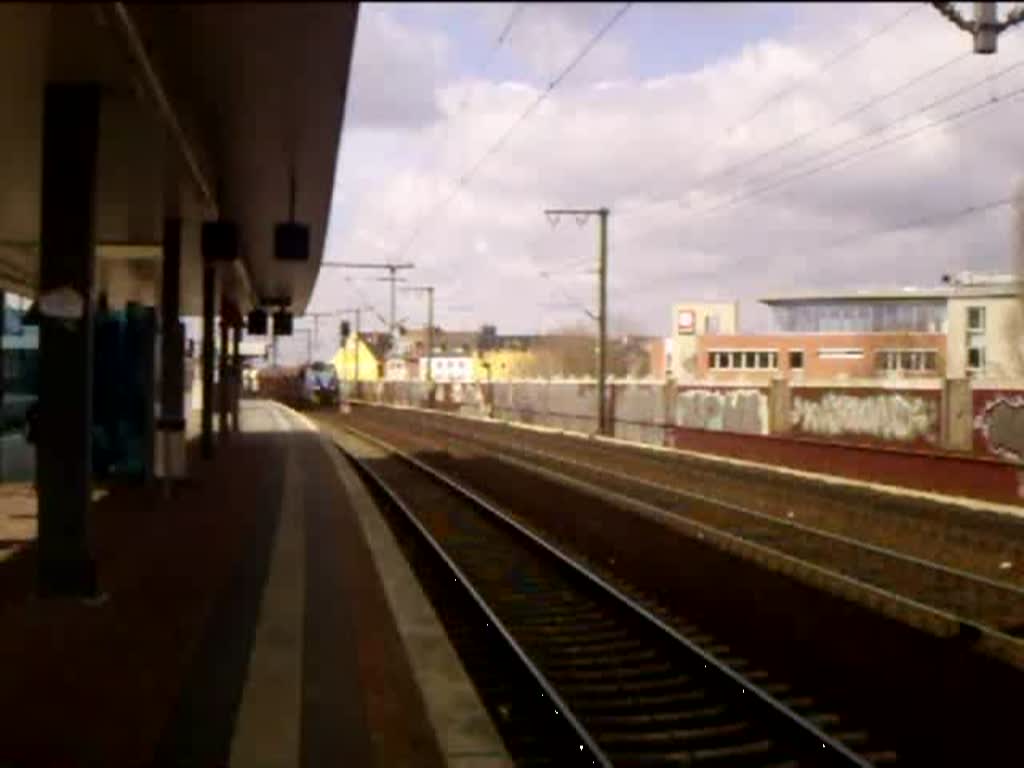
[
  {"left": 1016, "top": 179, "right": 1024, "bottom": 297},
  {"left": 531, "top": 323, "right": 596, "bottom": 378},
  {"left": 1009, "top": 179, "right": 1024, "bottom": 377},
  {"left": 607, "top": 311, "right": 644, "bottom": 337}
]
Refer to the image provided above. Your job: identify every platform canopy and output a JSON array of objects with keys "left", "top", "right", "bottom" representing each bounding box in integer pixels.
[{"left": 0, "top": 2, "right": 358, "bottom": 315}]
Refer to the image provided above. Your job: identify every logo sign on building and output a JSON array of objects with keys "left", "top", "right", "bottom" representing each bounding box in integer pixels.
[{"left": 677, "top": 309, "right": 696, "bottom": 334}]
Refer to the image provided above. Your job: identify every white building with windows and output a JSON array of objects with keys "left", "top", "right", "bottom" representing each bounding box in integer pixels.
[{"left": 421, "top": 353, "right": 476, "bottom": 383}]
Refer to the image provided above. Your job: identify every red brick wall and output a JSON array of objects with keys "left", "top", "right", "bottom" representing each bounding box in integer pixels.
[
  {"left": 667, "top": 427, "right": 1022, "bottom": 505},
  {"left": 697, "top": 332, "right": 946, "bottom": 382}
]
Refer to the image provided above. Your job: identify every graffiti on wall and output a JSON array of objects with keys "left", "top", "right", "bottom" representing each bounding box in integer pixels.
[
  {"left": 792, "top": 392, "right": 938, "bottom": 444},
  {"left": 974, "top": 395, "right": 1024, "bottom": 460},
  {"left": 675, "top": 389, "right": 767, "bottom": 435}
]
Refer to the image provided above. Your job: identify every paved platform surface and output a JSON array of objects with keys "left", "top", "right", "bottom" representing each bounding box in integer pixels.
[{"left": 0, "top": 399, "right": 503, "bottom": 767}]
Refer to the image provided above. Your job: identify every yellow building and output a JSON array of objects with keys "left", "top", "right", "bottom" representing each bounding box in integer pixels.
[
  {"left": 331, "top": 335, "right": 383, "bottom": 382},
  {"left": 478, "top": 348, "right": 539, "bottom": 381}
]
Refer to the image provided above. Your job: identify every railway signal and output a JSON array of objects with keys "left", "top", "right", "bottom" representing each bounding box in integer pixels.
[{"left": 334, "top": 306, "right": 374, "bottom": 397}]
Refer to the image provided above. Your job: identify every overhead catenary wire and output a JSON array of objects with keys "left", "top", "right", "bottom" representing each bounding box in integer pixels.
[
  {"left": 350, "top": 4, "right": 1023, "bottom": 335},
  {"left": 799, "top": 194, "right": 1014, "bottom": 257},
  {"left": 691, "top": 52, "right": 1024, "bottom": 206},
  {"left": 626, "top": 45, "right": 1024, "bottom": 244},
  {"left": 538, "top": 275, "right": 598, "bottom": 323},
  {"left": 707, "top": 5, "right": 921, "bottom": 154},
  {"left": 707, "top": 30, "right": 963, "bottom": 187},
  {"left": 642, "top": 24, "right": 1024, "bottom": 233},
  {"left": 385, "top": 5, "right": 934, "bottom": 328},
  {"left": 426, "top": 3, "right": 527, "bottom": 216},
  {"left": 618, "top": 192, "right": 1017, "bottom": 310},
  {"left": 706, "top": 193, "right": 1018, "bottom": 300},
  {"left": 620, "top": 4, "right": 922, "bottom": 212},
  {"left": 674, "top": 79, "right": 1024, "bottom": 225},
  {"left": 341, "top": 277, "right": 391, "bottom": 328},
  {"left": 391, "top": 2, "right": 633, "bottom": 261},
  {"left": 625, "top": 41, "right": 1024, "bottom": 225},
  {"left": 619, "top": 50, "right": 974, "bottom": 222}
]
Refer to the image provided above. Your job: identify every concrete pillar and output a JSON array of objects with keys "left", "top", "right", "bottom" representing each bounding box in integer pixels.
[
  {"left": 140, "top": 305, "right": 156, "bottom": 483},
  {"left": 942, "top": 377, "right": 973, "bottom": 451},
  {"left": 768, "top": 377, "right": 792, "bottom": 435},
  {"left": 200, "top": 262, "right": 216, "bottom": 458},
  {"left": 0, "top": 289, "right": 5, "bottom": 480},
  {"left": 663, "top": 379, "right": 678, "bottom": 426},
  {"left": 607, "top": 381, "right": 618, "bottom": 437},
  {"left": 157, "top": 218, "right": 186, "bottom": 480},
  {"left": 231, "top": 324, "right": 241, "bottom": 432},
  {"left": 218, "top": 310, "right": 229, "bottom": 437},
  {"left": 36, "top": 83, "right": 100, "bottom": 597}
]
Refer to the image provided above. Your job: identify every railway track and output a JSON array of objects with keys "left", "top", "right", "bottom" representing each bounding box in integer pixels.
[
  {"left": 361, "top": 404, "right": 1024, "bottom": 586},
  {"left": 345, "top": 406, "right": 1024, "bottom": 645},
  {"left": 332, "top": 423, "right": 888, "bottom": 767}
]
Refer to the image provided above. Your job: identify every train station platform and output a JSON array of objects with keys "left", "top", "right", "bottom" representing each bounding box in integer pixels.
[{"left": 0, "top": 399, "right": 509, "bottom": 767}]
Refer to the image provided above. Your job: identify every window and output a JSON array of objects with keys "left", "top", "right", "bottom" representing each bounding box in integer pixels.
[
  {"left": 704, "top": 314, "right": 721, "bottom": 334},
  {"left": 708, "top": 349, "right": 778, "bottom": 370},
  {"left": 876, "top": 348, "right": 939, "bottom": 373},
  {"left": 774, "top": 300, "right": 947, "bottom": 333},
  {"left": 789, "top": 350, "right": 804, "bottom": 370},
  {"left": 677, "top": 309, "right": 695, "bottom": 334},
  {"left": 819, "top": 348, "right": 863, "bottom": 360},
  {"left": 967, "top": 306, "right": 986, "bottom": 332},
  {"left": 968, "top": 346, "right": 985, "bottom": 371}
]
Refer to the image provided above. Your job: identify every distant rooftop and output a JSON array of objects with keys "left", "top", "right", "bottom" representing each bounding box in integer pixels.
[{"left": 761, "top": 271, "right": 1021, "bottom": 305}]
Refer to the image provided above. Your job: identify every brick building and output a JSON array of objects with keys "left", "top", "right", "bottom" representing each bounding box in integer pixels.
[
  {"left": 674, "top": 271, "right": 1024, "bottom": 383},
  {"left": 696, "top": 332, "right": 946, "bottom": 382}
]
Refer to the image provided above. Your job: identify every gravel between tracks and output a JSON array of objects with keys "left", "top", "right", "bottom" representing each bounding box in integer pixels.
[{"left": 318, "top": 408, "right": 1024, "bottom": 766}]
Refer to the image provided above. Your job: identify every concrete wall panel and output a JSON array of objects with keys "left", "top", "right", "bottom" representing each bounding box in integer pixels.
[
  {"left": 974, "top": 389, "right": 1024, "bottom": 461},
  {"left": 791, "top": 387, "right": 941, "bottom": 447},
  {"left": 674, "top": 387, "right": 769, "bottom": 435}
]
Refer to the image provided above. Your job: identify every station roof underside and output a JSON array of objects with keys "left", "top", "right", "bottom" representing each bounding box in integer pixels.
[{"left": 0, "top": 3, "right": 358, "bottom": 316}]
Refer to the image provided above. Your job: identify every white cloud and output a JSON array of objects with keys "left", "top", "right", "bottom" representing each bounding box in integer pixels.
[
  {"left": 344, "top": 7, "right": 448, "bottom": 129},
  {"left": 312, "top": 1, "right": 1024, "bottom": 341}
]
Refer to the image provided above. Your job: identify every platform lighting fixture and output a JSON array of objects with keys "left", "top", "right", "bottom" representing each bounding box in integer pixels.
[
  {"left": 273, "top": 309, "right": 293, "bottom": 337},
  {"left": 274, "top": 164, "right": 310, "bottom": 262},
  {"left": 247, "top": 308, "right": 268, "bottom": 335}
]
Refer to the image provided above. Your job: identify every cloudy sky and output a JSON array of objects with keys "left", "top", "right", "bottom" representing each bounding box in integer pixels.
[{"left": 295, "top": 1, "right": 1024, "bottom": 360}]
